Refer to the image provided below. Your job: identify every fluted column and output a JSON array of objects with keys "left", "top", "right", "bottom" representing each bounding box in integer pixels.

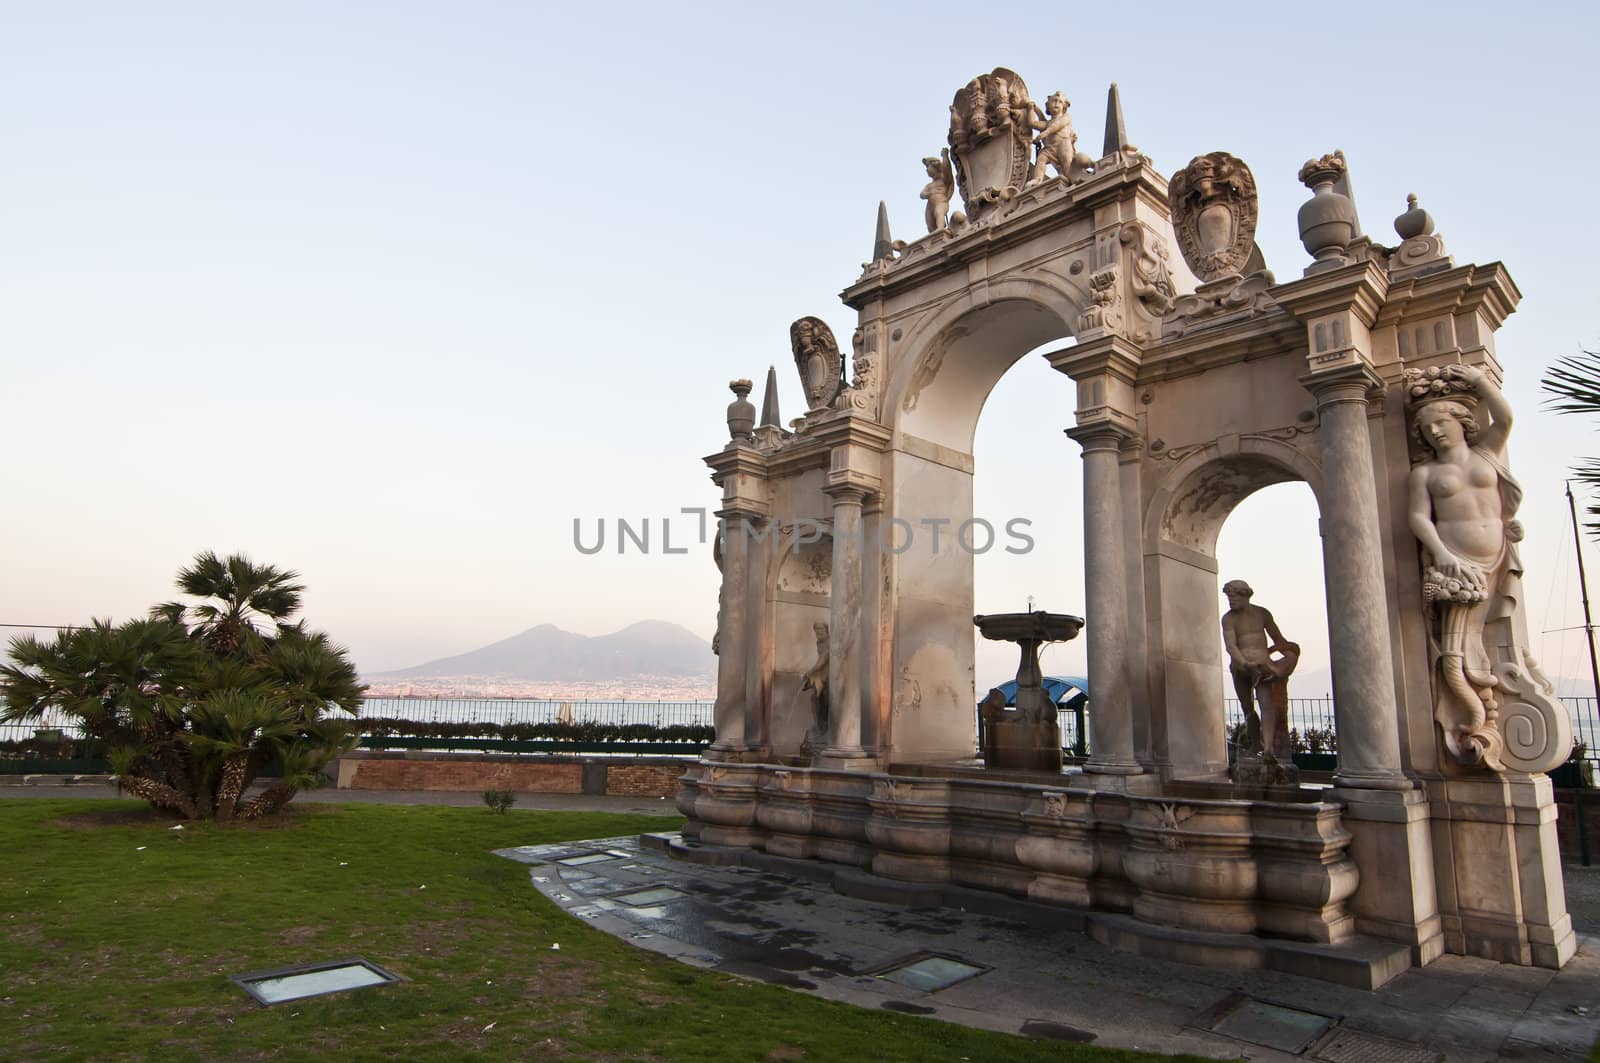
[
  {"left": 709, "top": 511, "right": 750, "bottom": 757},
  {"left": 1306, "top": 366, "right": 1410, "bottom": 790},
  {"left": 1068, "top": 424, "right": 1142, "bottom": 775},
  {"left": 821, "top": 484, "right": 871, "bottom": 764}
]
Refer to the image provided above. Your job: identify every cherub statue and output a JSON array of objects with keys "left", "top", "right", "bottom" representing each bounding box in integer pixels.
[
  {"left": 920, "top": 148, "right": 954, "bottom": 233},
  {"left": 1026, "top": 91, "right": 1091, "bottom": 187}
]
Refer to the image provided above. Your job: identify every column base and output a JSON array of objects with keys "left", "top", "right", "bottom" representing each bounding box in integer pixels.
[
  {"left": 816, "top": 747, "right": 877, "bottom": 771},
  {"left": 1084, "top": 757, "right": 1145, "bottom": 776},
  {"left": 1069, "top": 771, "right": 1161, "bottom": 795},
  {"left": 704, "top": 743, "right": 770, "bottom": 764},
  {"left": 1332, "top": 767, "right": 1415, "bottom": 791}
]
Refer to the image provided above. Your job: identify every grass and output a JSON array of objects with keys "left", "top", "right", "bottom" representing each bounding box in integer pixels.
[{"left": 0, "top": 798, "right": 1215, "bottom": 1062}]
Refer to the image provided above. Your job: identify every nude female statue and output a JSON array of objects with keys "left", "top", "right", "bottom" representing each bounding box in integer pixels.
[{"left": 1407, "top": 364, "right": 1519, "bottom": 767}]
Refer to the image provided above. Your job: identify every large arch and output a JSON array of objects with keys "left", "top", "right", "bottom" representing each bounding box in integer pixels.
[
  {"left": 1142, "top": 439, "right": 1324, "bottom": 778},
  {"left": 879, "top": 290, "right": 1082, "bottom": 763}
]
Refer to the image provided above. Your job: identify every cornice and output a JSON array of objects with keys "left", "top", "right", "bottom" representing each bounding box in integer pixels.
[{"left": 839, "top": 160, "right": 1170, "bottom": 310}]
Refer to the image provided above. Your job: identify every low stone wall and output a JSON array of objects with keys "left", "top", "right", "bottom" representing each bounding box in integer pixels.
[{"left": 335, "top": 751, "right": 687, "bottom": 798}]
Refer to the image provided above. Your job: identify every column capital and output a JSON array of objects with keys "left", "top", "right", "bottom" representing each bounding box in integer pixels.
[
  {"left": 1065, "top": 421, "right": 1141, "bottom": 452},
  {"left": 1299, "top": 361, "right": 1384, "bottom": 411},
  {"left": 822, "top": 482, "right": 870, "bottom": 506},
  {"left": 1270, "top": 259, "right": 1390, "bottom": 327}
]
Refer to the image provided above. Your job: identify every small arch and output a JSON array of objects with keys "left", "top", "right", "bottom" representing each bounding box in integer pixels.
[{"left": 1145, "top": 439, "right": 1324, "bottom": 556}]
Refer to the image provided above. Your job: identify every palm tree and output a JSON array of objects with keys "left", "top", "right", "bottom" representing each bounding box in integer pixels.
[
  {"left": 154, "top": 551, "right": 305, "bottom": 657},
  {"left": 1, "top": 552, "right": 363, "bottom": 820},
  {"left": 1542, "top": 348, "right": 1600, "bottom": 535}
]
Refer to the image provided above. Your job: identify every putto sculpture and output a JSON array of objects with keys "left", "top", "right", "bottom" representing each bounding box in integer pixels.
[
  {"left": 790, "top": 316, "right": 843, "bottom": 412},
  {"left": 1167, "top": 151, "right": 1259, "bottom": 282},
  {"left": 920, "top": 148, "right": 954, "bottom": 233},
  {"left": 1405, "top": 364, "right": 1566, "bottom": 772},
  {"left": 1025, "top": 90, "right": 1093, "bottom": 187}
]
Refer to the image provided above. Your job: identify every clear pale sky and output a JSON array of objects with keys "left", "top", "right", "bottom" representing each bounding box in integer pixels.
[{"left": 5, "top": 2, "right": 1600, "bottom": 694}]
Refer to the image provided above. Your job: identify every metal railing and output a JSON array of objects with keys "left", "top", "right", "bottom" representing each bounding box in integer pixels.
[
  {"left": 6, "top": 695, "right": 1600, "bottom": 777},
  {"left": 357, "top": 696, "right": 713, "bottom": 730}
]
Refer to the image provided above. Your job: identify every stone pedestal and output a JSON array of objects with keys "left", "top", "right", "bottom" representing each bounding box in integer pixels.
[
  {"left": 1427, "top": 775, "right": 1576, "bottom": 967},
  {"left": 1335, "top": 786, "right": 1445, "bottom": 964}
]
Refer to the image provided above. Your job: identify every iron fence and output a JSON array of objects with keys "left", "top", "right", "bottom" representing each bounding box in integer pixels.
[
  {"left": 356, "top": 697, "right": 714, "bottom": 730},
  {"left": 7, "top": 695, "right": 1600, "bottom": 776}
]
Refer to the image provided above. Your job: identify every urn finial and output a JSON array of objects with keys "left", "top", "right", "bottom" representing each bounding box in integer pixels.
[
  {"left": 726, "top": 379, "right": 756, "bottom": 442},
  {"left": 1394, "top": 193, "right": 1435, "bottom": 241}
]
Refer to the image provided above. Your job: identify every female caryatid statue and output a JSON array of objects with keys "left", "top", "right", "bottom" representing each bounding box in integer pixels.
[{"left": 1406, "top": 364, "right": 1551, "bottom": 770}]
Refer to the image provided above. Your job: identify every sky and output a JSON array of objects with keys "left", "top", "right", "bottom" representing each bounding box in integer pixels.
[{"left": 5, "top": 1, "right": 1600, "bottom": 695}]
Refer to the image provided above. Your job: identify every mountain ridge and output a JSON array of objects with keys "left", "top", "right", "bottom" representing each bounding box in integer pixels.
[{"left": 370, "top": 620, "right": 714, "bottom": 681}]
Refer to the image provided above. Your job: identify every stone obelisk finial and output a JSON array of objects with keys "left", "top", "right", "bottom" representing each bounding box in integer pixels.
[
  {"left": 872, "top": 201, "right": 895, "bottom": 262},
  {"left": 759, "top": 366, "right": 781, "bottom": 428},
  {"left": 1102, "top": 82, "right": 1128, "bottom": 158}
]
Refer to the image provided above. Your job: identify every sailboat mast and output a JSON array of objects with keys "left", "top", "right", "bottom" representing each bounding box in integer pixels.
[{"left": 1566, "top": 480, "right": 1600, "bottom": 702}]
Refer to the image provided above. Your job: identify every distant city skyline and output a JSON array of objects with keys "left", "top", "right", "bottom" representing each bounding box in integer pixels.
[{"left": 6, "top": 3, "right": 1600, "bottom": 700}]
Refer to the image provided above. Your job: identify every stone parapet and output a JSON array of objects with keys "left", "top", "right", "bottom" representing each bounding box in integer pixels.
[{"left": 335, "top": 751, "right": 688, "bottom": 798}]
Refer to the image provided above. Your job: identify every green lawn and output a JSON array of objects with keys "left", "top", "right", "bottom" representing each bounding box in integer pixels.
[{"left": 0, "top": 798, "right": 1214, "bottom": 1062}]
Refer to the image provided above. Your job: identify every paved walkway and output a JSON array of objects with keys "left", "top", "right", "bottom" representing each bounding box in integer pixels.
[
  {"left": 11, "top": 781, "right": 1599, "bottom": 1058},
  {"left": 500, "top": 833, "right": 1600, "bottom": 1062}
]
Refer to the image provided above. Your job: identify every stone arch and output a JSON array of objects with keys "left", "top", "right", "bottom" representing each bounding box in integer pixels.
[
  {"left": 1141, "top": 439, "right": 1325, "bottom": 778},
  {"left": 1144, "top": 438, "right": 1325, "bottom": 552},
  {"left": 878, "top": 278, "right": 1086, "bottom": 763},
  {"left": 883, "top": 275, "right": 1088, "bottom": 455}
]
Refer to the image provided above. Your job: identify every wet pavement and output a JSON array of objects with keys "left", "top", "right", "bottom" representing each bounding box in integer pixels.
[{"left": 498, "top": 833, "right": 1600, "bottom": 1062}]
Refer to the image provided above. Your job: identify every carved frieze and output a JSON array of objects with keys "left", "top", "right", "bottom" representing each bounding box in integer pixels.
[
  {"left": 834, "top": 323, "right": 882, "bottom": 418},
  {"left": 1074, "top": 228, "right": 1125, "bottom": 336},
  {"left": 1168, "top": 152, "right": 1259, "bottom": 282},
  {"left": 1120, "top": 224, "right": 1175, "bottom": 317}
]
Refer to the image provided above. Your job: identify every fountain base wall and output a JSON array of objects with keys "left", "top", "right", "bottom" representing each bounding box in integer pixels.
[{"left": 671, "top": 759, "right": 1412, "bottom": 985}]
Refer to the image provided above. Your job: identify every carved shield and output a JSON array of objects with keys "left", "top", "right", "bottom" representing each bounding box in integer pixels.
[
  {"left": 948, "top": 67, "right": 1034, "bottom": 220},
  {"left": 1167, "top": 151, "right": 1259, "bottom": 283},
  {"left": 790, "top": 316, "right": 843, "bottom": 411}
]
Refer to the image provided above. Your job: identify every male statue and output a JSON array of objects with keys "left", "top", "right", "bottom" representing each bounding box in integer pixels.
[
  {"left": 799, "top": 622, "right": 830, "bottom": 754},
  {"left": 1221, "top": 579, "right": 1300, "bottom": 762}
]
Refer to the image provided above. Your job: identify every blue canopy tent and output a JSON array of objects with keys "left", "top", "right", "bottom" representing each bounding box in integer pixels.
[
  {"left": 993, "top": 676, "right": 1089, "bottom": 711},
  {"left": 983, "top": 676, "right": 1090, "bottom": 759}
]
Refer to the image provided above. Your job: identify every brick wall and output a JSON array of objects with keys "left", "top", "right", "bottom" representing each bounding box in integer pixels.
[
  {"left": 337, "top": 752, "right": 685, "bottom": 798},
  {"left": 606, "top": 764, "right": 688, "bottom": 796}
]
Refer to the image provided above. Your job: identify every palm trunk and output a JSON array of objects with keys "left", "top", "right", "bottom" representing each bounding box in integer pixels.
[
  {"left": 119, "top": 774, "right": 201, "bottom": 819},
  {"left": 240, "top": 782, "right": 298, "bottom": 820},
  {"left": 213, "top": 753, "right": 251, "bottom": 820}
]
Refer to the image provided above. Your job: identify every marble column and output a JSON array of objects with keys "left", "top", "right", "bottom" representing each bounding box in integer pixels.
[
  {"left": 1308, "top": 367, "right": 1410, "bottom": 790},
  {"left": 742, "top": 516, "right": 773, "bottom": 760},
  {"left": 822, "top": 485, "right": 871, "bottom": 764},
  {"left": 1070, "top": 425, "right": 1142, "bottom": 775},
  {"left": 709, "top": 512, "right": 749, "bottom": 757}
]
